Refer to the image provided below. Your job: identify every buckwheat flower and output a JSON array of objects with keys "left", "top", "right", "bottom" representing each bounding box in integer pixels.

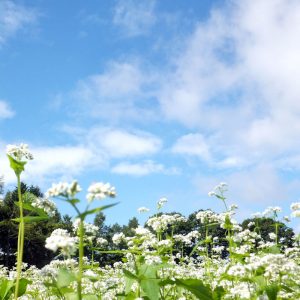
[
  {"left": 145, "top": 255, "right": 162, "bottom": 265},
  {"left": 247, "top": 221, "right": 255, "bottom": 228},
  {"left": 46, "top": 180, "right": 81, "bottom": 198},
  {"left": 135, "top": 226, "right": 150, "bottom": 236},
  {"left": 157, "top": 197, "right": 168, "bottom": 209},
  {"left": 45, "top": 229, "right": 78, "bottom": 256},
  {"left": 6, "top": 143, "right": 33, "bottom": 161},
  {"left": 96, "top": 237, "right": 108, "bottom": 247},
  {"left": 291, "top": 202, "right": 300, "bottom": 211},
  {"left": 291, "top": 210, "right": 300, "bottom": 218},
  {"left": 208, "top": 191, "right": 216, "bottom": 197},
  {"left": 269, "top": 232, "right": 277, "bottom": 240},
  {"left": 137, "top": 207, "right": 150, "bottom": 213},
  {"left": 72, "top": 218, "right": 98, "bottom": 237},
  {"left": 112, "top": 232, "right": 125, "bottom": 245},
  {"left": 31, "top": 197, "right": 56, "bottom": 217},
  {"left": 86, "top": 182, "right": 116, "bottom": 202}
]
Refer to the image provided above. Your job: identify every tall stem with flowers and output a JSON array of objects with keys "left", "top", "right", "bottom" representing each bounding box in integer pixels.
[
  {"left": 6, "top": 144, "right": 33, "bottom": 300},
  {"left": 45, "top": 181, "right": 117, "bottom": 300}
]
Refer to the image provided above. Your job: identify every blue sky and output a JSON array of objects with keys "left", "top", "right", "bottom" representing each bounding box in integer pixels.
[{"left": 1, "top": 0, "right": 300, "bottom": 228}]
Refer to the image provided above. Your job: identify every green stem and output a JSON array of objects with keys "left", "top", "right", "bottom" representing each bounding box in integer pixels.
[
  {"left": 15, "top": 173, "right": 24, "bottom": 300},
  {"left": 77, "top": 219, "right": 84, "bottom": 300},
  {"left": 275, "top": 222, "right": 279, "bottom": 246}
]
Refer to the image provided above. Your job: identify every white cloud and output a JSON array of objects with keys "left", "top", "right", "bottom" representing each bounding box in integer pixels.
[
  {"left": 71, "top": 61, "right": 158, "bottom": 122},
  {"left": 159, "top": 0, "right": 300, "bottom": 167},
  {"left": 86, "top": 127, "right": 162, "bottom": 158},
  {"left": 0, "top": 100, "right": 14, "bottom": 119},
  {"left": 111, "top": 160, "right": 163, "bottom": 176},
  {"left": 0, "top": 127, "right": 162, "bottom": 186},
  {"left": 0, "top": 145, "right": 102, "bottom": 187},
  {"left": 0, "top": 0, "right": 37, "bottom": 46},
  {"left": 113, "top": 0, "right": 156, "bottom": 36},
  {"left": 111, "top": 160, "right": 178, "bottom": 176},
  {"left": 172, "top": 133, "right": 211, "bottom": 161}
]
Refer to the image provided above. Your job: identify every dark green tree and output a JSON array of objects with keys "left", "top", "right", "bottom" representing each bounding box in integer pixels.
[{"left": 0, "top": 183, "right": 73, "bottom": 268}]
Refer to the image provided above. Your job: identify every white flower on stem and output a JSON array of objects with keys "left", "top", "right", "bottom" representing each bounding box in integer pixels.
[
  {"left": 45, "top": 229, "right": 78, "bottom": 256},
  {"left": 31, "top": 197, "right": 56, "bottom": 217},
  {"left": 86, "top": 182, "right": 116, "bottom": 202},
  {"left": 137, "top": 207, "right": 150, "bottom": 213},
  {"left": 290, "top": 202, "right": 300, "bottom": 211},
  {"left": 291, "top": 210, "right": 300, "bottom": 218},
  {"left": 72, "top": 218, "right": 98, "bottom": 237},
  {"left": 157, "top": 197, "right": 167, "bottom": 209},
  {"left": 6, "top": 143, "right": 33, "bottom": 161},
  {"left": 112, "top": 232, "right": 125, "bottom": 245},
  {"left": 46, "top": 181, "right": 81, "bottom": 198},
  {"left": 96, "top": 237, "right": 108, "bottom": 247}
]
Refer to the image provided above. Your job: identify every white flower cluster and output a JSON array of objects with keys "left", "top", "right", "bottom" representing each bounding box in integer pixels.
[
  {"left": 147, "top": 214, "right": 185, "bottom": 232},
  {"left": 46, "top": 181, "right": 81, "bottom": 198},
  {"left": 208, "top": 182, "right": 227, "bottom": 197},
  {"left": 137, "top": 206, "right": 150, "bottom": 213},
  {"left": 112, "top": 232, "right": 125, "bottom": 245},
  {"left": 96, "top": 237, "right": 108, "bottom": 247},
  {"left": 86, "top": 182, "right": 116, "bottom": 202},
  {"left": 157, "top": 197, "right": 167, "bottom": 209},
  {"left": 196, "top": 210, "right": 218, "bottom": 223},
  {"left": 72, "top": 218, "right": 98, "bottom": 238},
  {"left": 45, "top": 229, "right": 78, "bottom": 256},
  {"left": 31, "top": 197, "right": 56, "bottom": 217},
  {"left": 263, "top": 206, "right": 282, "bottom": 218},
  {"left": 6, "top": 143, "right": 33, "bottom": 161},
  {"left": 290, "top": 202, "right": 300, "bottom": 218}
]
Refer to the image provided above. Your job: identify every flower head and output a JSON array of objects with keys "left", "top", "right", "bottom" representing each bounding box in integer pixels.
[
  {"left": 157, "top": 197, "right": 167, "bottom": 209},
  {"left": 86, "top": 182, "right": 116, "bottom": 202},
  {"left": 46, "top": 181, "right": 81, "bottom": 198},
  {"left": 45, "top": 229, "right": 78, "bottom": 256},
  {"left": 31, "top": 197, "right": 56, "bottom": 217},
  {"left": 6, "top": 143, "right": 33, "bottom": 161},
  {"left": 137, "top": 207, "right": 150, "bottom": 213}
]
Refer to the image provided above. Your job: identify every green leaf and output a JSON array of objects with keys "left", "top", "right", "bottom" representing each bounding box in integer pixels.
[
  {"left": 174, "top": 279, "right": 213, "bottom": 300},
  {"left": 7, "top": 155, "right": 26, "bottom": 175},
  {"left": 265, "top": 284, "right": 279, "bottom": 300},
  {"left": 15, "top": 202, "right": 48, "bottom": 217},
  {"left": 212, "top": 286, "right": 225, "bottom": 300},
  {"left": 57, "top": 269, "right": 77, "bottom": 289},
  {"left": 125, "top": 277, "right": 136, "bottom": 295},
  {"left": 67, "top": 199, "right": 80, "bottom": 205},
  {"left": 141, "top": 279, "right": 160, "bottom": 300},
  {"left": 17, "top": 278, "right": 30, "bottom": 297},
  {"left": 79, "top": 202, "right": 119, "bottom": 219},
  {"left": 12, "top": 216, "right": 49, "bottom": 223},
  {"left": 65, "top": 292, "right": 79, "bottom": 300},
  {"left": 0, "top": 279, "right": 14, "bottom": 299},
  {"left": 123, "top": 269, "right": 138, "bottom": 280}
]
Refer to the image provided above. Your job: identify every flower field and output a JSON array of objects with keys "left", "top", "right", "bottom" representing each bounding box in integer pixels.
[{"left": 1, "top": 144, "right": 300, "bottom": 300}]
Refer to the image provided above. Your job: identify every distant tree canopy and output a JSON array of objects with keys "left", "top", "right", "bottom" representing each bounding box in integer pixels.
[
  {"left": 0, "top": 183, "right": 73, "bottom": 268},
  {"left": 0, "top": 182, "right": 296, "bottom": 269}
]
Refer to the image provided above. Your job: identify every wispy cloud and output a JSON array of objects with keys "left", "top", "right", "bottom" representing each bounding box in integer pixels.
[
  {"left": 172, "top": 133, "right": 211, "bottom": 161},
  {"left": 111, "top": 160, "right": 179, "bottom": 176},
  {"left": 0, "top": 0, "right": 38, "bottom": 46},
  {"left": 85, "top": 127, "right": 162, "bottom": 158},
  {"left": 113, "top": 0, "right": 156, "bottom": 37},
  {"left": 0, "top": 100, "right": 14, "bottom": 119},
  {"left": 70, "top": 60, "right": 158, "bottom": 122}
]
